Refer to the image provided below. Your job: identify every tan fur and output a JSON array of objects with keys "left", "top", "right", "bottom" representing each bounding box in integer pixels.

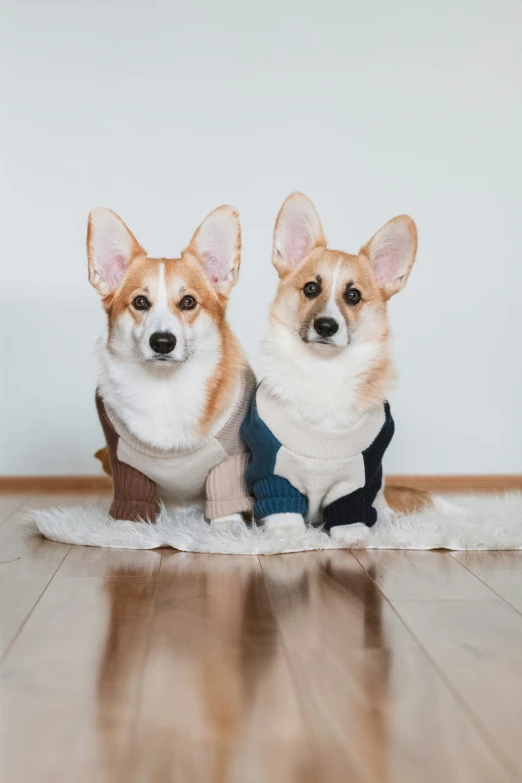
[
  {"left": 89, "top": 206, "right": 245, "bottom": 450},
  {"left": 269, "top": 194, "right": 418, "bottom": 411},
  {"left": 86, "top": 209, "right": 145, "bottom": 297},
  {"left": 102, "top": 252, "right": 243, "bottom": 436},
  {"left": 360, "top": 215, "right": 418, "bottom": 300},
  {"left": 269, "top": 194, "right": 430, "bottom": 512},
  {"left": 186, "top": 205, "right": 242, "bottom": 297},
  {"left": 384, "top": 485, "right": 433, "bottom": 514},
  {"left": 95, "top": 447, "right": 112, "bottom": 477},
  {"left": 270, "top": 247, "right": 395, "bottom": 408},
  {"left": 104, "top": 253, "right": 227, "bottom": 334},
  {"left": 200, "top": 325, "right": 244, "bottom": 434},
  {"left": 272, "top": 196, "right": 326, "bottom": 276}
]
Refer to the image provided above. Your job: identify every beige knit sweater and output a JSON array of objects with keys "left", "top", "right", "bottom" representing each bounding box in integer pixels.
[{"left": 96, "top": 368, "right": 255, "bottom": 523}]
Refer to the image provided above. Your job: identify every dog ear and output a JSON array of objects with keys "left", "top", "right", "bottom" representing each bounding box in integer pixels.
[
  {"left": 272, "top": 192, "right": 326, "bottom": 276},
  {"left": 361, "top": 216, "right": 417, "bottom": 298},
  {"left": 87, "top": 209, "right": 145, "bottom": 297},
  {"left": 186, "top": 206, "right": 241, "bottom": 297}
]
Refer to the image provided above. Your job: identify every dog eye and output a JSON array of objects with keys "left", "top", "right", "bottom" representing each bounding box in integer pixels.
[
  {"left": 180, "top": 295, "right": 197, "bottom": 311},
  {"left": 132, "top": 295, "right": 151, "bottom": 311},
  {"left": 303, "top": 281, "right": 321, "bottom": 298},
  {"left": 344, "top": 287, "right": 361, "bottom": 305}
]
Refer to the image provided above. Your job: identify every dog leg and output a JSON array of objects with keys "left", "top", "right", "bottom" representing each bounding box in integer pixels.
[
  {"left": 211, "top": 513, "right": 245, "bottom": 532},
  {"left": 263, "top": 513, "right": 306, "bottom": 532},
  {"left": 329, "top": 522, "right": 370, "bottom": 548}
]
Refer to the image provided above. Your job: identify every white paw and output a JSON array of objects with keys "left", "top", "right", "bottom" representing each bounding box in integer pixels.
[
  {"left": 329, "top": 522, "right": 370, "bottom": 548},
  {"left": 210, "top": 513, "right": 245, "bottom": 532},
  {"left": 263, "top": 513, "right": 306, "bottom": 532}
]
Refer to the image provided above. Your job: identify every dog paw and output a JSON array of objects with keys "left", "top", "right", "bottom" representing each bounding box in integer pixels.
[
  {"left": 263, "top": 513, "right": 306, "bottom": 533},
  {"left": 329, "top": 522, "right": 370, "bottom": 548},
  {"left": 210, "top": 513, "right": 245, "bottom": 532}
]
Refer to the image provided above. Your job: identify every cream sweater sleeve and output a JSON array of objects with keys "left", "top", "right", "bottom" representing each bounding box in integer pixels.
[
  {"left": 205, "top": 367, "right": 255, "bottom": 520},
  {"left": 205, "top": 452, "right": 253, "bottom": 519}
]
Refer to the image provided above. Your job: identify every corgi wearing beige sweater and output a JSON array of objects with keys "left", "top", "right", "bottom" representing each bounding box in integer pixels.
[{"left": 88, "top": 206, "right": 254, "bottom": 525}]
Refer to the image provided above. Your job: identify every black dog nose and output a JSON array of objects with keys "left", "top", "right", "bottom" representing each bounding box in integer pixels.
[
  {"left": 149, "top": 331, "right": 176, "bottom": 355},
  {"left": 314, "top": 317, "right": 339, "bottom": 338}
]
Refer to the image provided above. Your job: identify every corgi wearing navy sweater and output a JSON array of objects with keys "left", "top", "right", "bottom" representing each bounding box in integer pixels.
[{"left": 241, "top": 193, "right": 431, "bottom": 546}]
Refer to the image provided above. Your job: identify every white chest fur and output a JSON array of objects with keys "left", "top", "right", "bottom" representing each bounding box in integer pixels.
[
  {"left": 97, "top": 343, "right": 224, "bottom": 451},
  {"left": 261, "top": 322, "right": 386, "bottom": 429}
]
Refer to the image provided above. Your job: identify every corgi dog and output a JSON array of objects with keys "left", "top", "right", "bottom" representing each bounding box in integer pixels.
[
  {"left": 241, "top": 193, "right": 431, "bottom": 546},
  {"left": 88, "top": 206, "right": 254, "bottom": 526}
]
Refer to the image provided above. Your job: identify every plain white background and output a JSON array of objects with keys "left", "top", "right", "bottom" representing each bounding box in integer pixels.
[{"left": 1, "top": 0, "right": 521, "bottom": 475}]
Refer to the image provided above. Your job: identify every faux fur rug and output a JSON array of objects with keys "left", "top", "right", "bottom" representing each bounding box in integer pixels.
[{"left": 30, "top": 493, "right": 522, "bottom": 554}]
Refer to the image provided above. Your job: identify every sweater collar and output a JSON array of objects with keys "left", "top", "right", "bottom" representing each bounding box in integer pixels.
[
  {"left": 256, "top": 383, "right": 386, "bottom": 461},
  {"left": 103, "top": 370, "right": 251, "bottom": 459}
]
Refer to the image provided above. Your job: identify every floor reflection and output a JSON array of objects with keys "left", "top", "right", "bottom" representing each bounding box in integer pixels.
[
  {"left": 261, "top": 552, "right": 391, "bottom": 782},
  {"left": 97, "top": 551, "right": 390, "bottom": 782}
]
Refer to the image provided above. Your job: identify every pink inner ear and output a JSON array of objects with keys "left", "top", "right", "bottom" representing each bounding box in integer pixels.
[
  {"left": 105, "top": 253, "right": 127, "bottom": 288},
  {"left": 205, "top": 253, "right": 225, "bottom": 285},
  {"left": 374, "top": 250, "right": 399, "bottom": 285},
  {"left": 286, "top": 229, "right": 312, "bottom": 266}
]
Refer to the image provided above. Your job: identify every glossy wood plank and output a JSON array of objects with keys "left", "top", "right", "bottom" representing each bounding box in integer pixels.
[
  {"left": 354, "top": 550, "right": 494, "bottom": 600},
  {"left": 59, "top": 545, "right": 161, "bottom": 578},
  {"left": 0, "top": 494, "right": 152, "bottom": 659},
  {"left": 24, "top": 492, "right": 102, "bottom": 510},
  {"left": 130, "top": 553, "right": 317, "bottom": 783},
  {"left": 452, "top": 552, "right": 522, "bottom": 615},
  {"left": 0, "top": 507, "right": 71, "bottom": 659},
  {"left": 261, "top": 551, "right": 512, "bottom": 783},
  {"left": 0, "top": 495, "right": 28, "bottom": 527},
  {"left": 0, "top": 574, "right": 158, "bottom": 783},
  {"left": 3, "top": 491, "right": 522, "bottom": 781},
  {"left": 392, "top": 598, "right": 522, "bottom": 776},
  {"left": 453, "top": 551, "right": 522, "bottom": 571}
]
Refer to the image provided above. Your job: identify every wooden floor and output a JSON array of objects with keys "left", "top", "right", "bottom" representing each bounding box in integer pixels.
[{"left": 1, "top": 495, "right": 522, "bottom": 782}]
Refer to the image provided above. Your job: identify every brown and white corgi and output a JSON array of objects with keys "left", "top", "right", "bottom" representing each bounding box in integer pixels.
[
  {"left": 88, "top": 206, "right": 254, "bottom": 526},
  {"left": 241, "top": 193, "right": 431, "bottom": 546}
]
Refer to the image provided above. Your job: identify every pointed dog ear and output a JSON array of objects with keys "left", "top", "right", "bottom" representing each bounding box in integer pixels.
[
  {"left": 272, "top": 192, "right": 326, "bottom": 276},
  {"left": 87, "top": 208, "right": 145, "bottom": 297},
  {"left": 186, "top": 205, "right": 241, "bottom": 297},
  {"left": 361, "top": 215, "right": 418, "bottom": 298}
]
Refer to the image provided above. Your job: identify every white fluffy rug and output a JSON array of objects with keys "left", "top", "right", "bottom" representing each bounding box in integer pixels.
[{"left": 30, "top": 493, "right": 522, "bottom": 554}]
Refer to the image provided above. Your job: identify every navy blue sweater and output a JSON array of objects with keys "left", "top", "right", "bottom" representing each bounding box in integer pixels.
[{"left": 241, "top": 385, "right": 394, "bottom": 530}]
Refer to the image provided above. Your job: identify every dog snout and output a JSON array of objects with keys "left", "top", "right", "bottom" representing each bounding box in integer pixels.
[
  {"left": 313, "top": 317, "right": 339, "bottom": 338},
  {"left": 149, "top": 331, "right": 177, "bottom": 355}
]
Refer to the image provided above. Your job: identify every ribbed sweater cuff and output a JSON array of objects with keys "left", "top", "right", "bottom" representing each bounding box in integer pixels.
[
  {"left": 323, "top": 501, "right": 377, "bottom": 531},
  {"left": 206, "top": 495, "right": 253, "bottom": 520},
  {"left": 253, "top": 478, "right": 308, "bottom": 518},
  {"left": 110, "top": 499, "right": 157, "bottom": 523}
]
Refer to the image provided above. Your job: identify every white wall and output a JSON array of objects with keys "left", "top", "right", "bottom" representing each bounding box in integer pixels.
[{"left": 1, "top": 0, "right": 521, "bottom": 475}]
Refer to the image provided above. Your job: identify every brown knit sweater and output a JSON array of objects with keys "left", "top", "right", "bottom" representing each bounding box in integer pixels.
[{"left": 96, "top": 369, "right": 255, "bottom": 523}]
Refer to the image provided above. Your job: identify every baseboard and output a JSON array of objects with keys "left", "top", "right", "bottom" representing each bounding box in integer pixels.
[
  {"left": 0, "top": 474, "right": 521, "bottom": 494},
  {"left": 386, "top": 475, "right": 522, "bottom": 492},
  {"left": 0, "top": 475, "right": 113, "bottom": 493}
]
